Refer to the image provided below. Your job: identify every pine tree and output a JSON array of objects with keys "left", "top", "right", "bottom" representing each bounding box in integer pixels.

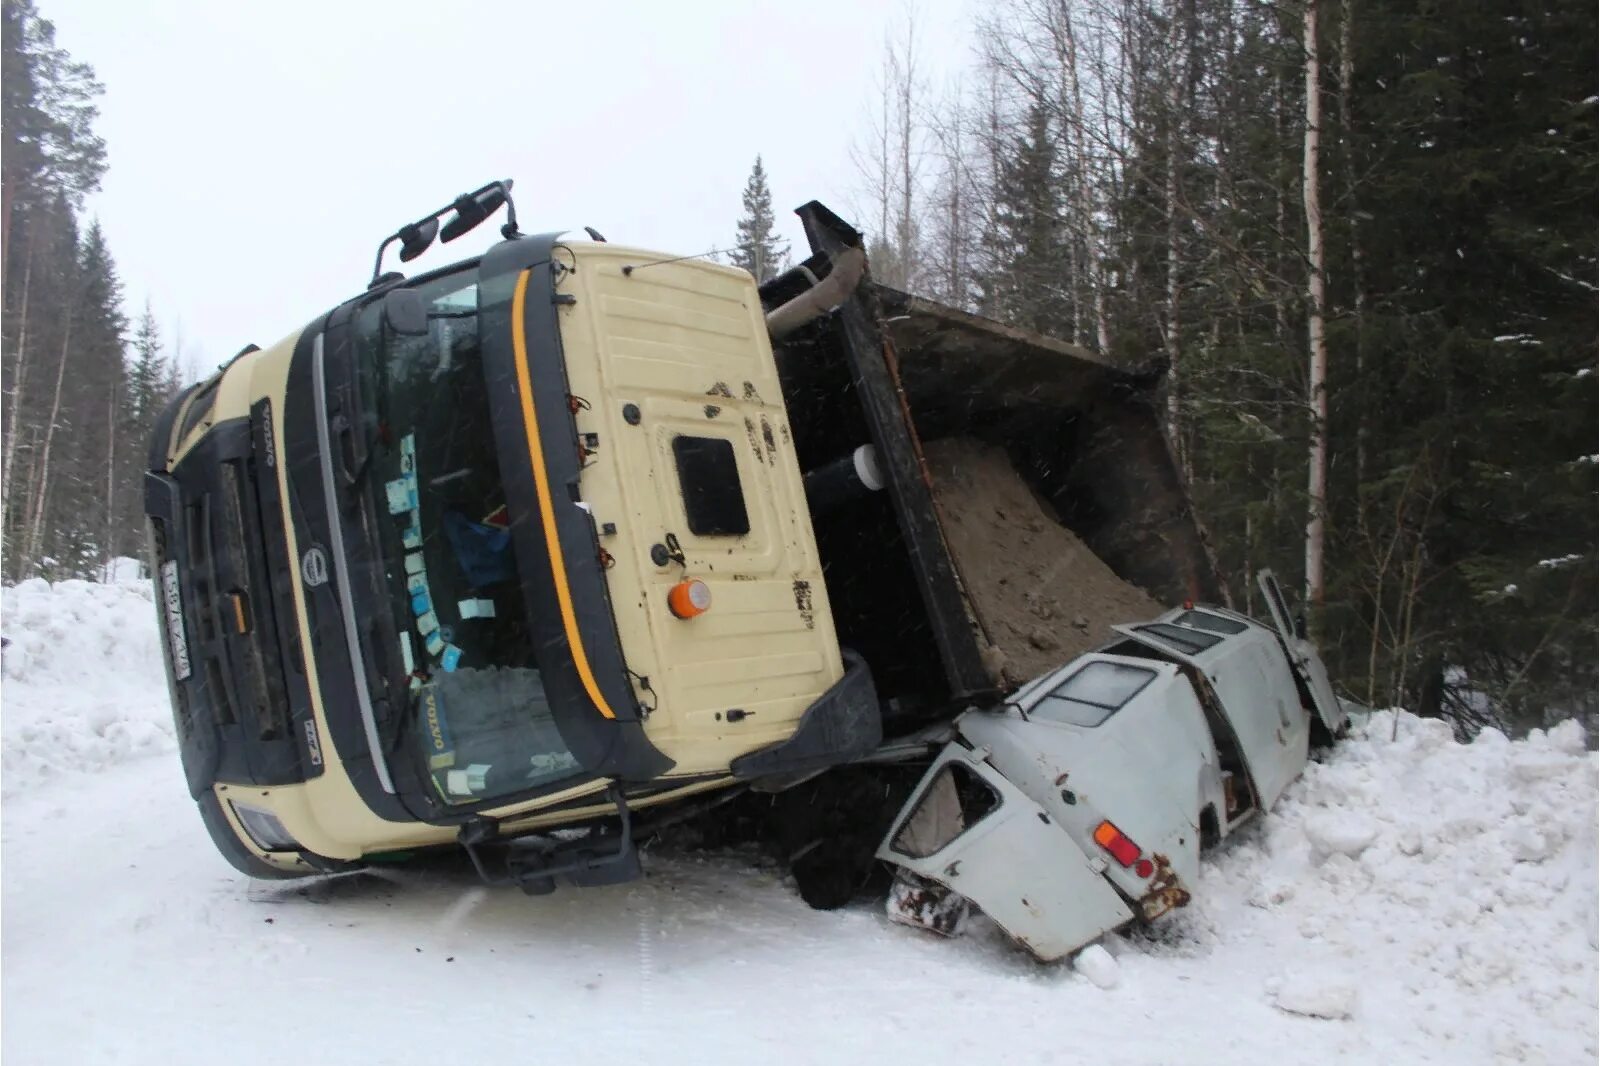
[
  {"left": 980, "top": 104, "right": 1070, "bottom": 335},
  {"left": 729, "top": 156, "right": 789, "bottom": 284},
  {"left": 125, "top": 301, "right": 165, "bottom": 429}
]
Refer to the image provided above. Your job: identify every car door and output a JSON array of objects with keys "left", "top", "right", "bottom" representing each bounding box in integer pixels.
[
  {"left": 876, "top": 741, "right": 1134, "bottom": 962},
  {"left": 1108, "top": 622, "right": 1305, "bottom": 811},
  {"left": 1257, "top": 570, "right": 1347, "bottom": 737}
]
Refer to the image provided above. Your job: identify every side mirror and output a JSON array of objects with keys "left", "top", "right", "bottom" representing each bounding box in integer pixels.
[
  {"left": 398, "top": 217, "right": 438, "bottom": 263},
  {"left": 1293, "top": 613, "right": 1308, "bottom": 641},
  {"left": 383, "top": 289, "right": 429, "bottom": 336},
  {"left": 441, "top": 183, "right": 510, "bottom": 243}
]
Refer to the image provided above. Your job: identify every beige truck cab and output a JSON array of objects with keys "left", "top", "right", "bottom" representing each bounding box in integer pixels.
[
  {"left": 145, "top": 182, "right": 878, "bottom": 887},
  {"left": 147, "top": 179, "right": 1232, "bottom": 908}
]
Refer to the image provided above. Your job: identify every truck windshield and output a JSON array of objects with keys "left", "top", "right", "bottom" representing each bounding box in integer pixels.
[{"left": 351, "top": 268, "right": 584, "bottom": 807}]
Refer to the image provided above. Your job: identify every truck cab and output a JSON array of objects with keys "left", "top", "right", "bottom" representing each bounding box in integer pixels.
[{"left": 145, "top": 187, "right": 878, "bottom": 882}]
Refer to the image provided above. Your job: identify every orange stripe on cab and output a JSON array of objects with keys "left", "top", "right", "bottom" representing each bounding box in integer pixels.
[{"left": 510, "top": 268, "right": 617, "bottom": 720}]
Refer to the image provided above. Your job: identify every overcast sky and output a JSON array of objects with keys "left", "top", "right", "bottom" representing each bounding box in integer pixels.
[{"left": 43, "top": 0, "right": 977, "bottom": 378}]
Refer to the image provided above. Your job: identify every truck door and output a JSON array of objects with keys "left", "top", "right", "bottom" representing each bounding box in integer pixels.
[
  {"left": 1256, "top": 571, "right": 1348, "bottom": 738},
  {"left": 876, "top": 742, "right": 1134, "bottom": 962}
]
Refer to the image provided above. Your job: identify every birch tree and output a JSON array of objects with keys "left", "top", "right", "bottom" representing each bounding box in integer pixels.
[{"left": 1301, "top": 0, "right": 1328, "bottom": 620}]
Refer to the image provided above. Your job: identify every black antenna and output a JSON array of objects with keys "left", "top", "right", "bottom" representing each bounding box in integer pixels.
[{"left": 621, "top": 246, "right": 725, "bottom": 277}]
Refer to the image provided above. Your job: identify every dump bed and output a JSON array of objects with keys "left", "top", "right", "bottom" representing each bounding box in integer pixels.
[{"left": 762, "top": 204, "right": 1223, "bottom": 728}]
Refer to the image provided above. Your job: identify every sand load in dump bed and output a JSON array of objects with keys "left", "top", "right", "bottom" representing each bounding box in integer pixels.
[
  {"left": 921, "top": 438, "right": 1162, "bottom": 687},
  {"left": 762, "top": 202, "right": 1223, "bottom": 726}
]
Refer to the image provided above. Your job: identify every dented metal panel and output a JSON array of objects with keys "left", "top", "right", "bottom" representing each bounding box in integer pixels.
[
  {"left": 876, "top": 742, "right": 1134, "bottom": 962},
  {"left": 1257, "top": 570, "right": 1349, "bottom": 738},
  {"left": 1108, "top": 618, "right": 1308, "bottom": 812}
]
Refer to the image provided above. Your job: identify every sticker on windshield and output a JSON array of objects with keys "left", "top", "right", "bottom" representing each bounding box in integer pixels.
[
  {"left": 385, "top": 478, "right": 411, "bottom": 515},
  {"left": 458, "top": 598, "right": 496, "bottom": 619},
  {"left": 300, "top": 546, "right": 329, "bottom": 587}
]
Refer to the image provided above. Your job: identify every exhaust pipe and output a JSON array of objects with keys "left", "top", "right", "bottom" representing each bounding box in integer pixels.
[
  {"left": 803, "top": 444, "right": 885, "bottom": 516},
  {"left": 765, "top": 247, "right": 867, "bottom": 341}
]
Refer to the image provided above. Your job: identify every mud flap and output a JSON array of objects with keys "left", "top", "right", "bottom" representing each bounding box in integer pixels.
[
  {"left": 1257, "top": 570, "right": 1347, "bottom": 738},
  {"left": 876, "top": 742, "right": 1135, "bottom": 962}
]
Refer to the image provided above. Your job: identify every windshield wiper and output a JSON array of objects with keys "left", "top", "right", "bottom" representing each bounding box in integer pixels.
[{"left": 329, "top": 380, "right": 375, "bottom": 492}]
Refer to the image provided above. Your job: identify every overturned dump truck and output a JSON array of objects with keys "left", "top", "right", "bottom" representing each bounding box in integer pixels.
[{"left": 144, "top": 179, "right": 1343, "bottom": 962}]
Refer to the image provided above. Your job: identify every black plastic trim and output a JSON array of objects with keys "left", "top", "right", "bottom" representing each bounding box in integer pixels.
[
  {"left": 730, "top": 650, "right": 882, "bottom": 780},
  {"left": 478, "top": 234, "right": 673, "bottom": 783},
  {"left": 793, "top": 202, "right": 995, "bottom": 704}
]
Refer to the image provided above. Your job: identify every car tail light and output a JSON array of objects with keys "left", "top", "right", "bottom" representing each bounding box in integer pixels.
[
  {"left": 667, "top": 578, "right": 712, "bottom": 619},
  {"left": 1093, "top": 820, "right": 1142, "bottom": 867}
]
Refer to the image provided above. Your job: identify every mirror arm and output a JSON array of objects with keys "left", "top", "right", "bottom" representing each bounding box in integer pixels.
[
  {"left": 370, "top": 233, "right": 402, "bottom": 289},
  {"left": 496, "top": 180, "right": 520, "bottom": 238}
]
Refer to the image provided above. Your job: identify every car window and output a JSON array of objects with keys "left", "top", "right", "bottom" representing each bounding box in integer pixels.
[
  {"left": 1032, "top": 661, "right": 1158, "bottom": 727},
  {"left": 1133, "top": 622, "right": 1223, "bottom": 656},
  {"left": 1174, "top": 609, "right": 1248, "bottom": 635}
]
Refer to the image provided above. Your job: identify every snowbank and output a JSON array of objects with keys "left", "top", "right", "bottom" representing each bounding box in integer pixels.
[
  {"left": 1188, "top": 710, "right": 1597, "bottom": 1061},
  {"left": 1, "top": 573, "right": 173, "bottom": 793},
  {"left": 0, "top": 577, "right": 1594, "bottom": 1064}
]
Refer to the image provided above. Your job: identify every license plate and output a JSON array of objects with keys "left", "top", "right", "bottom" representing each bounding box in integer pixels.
[{"left": 160, "top": 559, "right": 193, "bottom": 681}]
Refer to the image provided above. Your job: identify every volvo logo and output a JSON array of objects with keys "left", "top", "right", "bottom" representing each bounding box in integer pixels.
[{"left": 301, "top": 546, "right": 330, "bottom": 587}]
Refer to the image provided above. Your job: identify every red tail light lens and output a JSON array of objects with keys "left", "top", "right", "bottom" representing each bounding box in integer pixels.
[{"left": 1092, "top": 820, "right": 1142, "bottom": 867}]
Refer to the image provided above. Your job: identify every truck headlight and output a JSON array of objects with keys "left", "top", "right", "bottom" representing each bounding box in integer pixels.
[{"left": 231, "top": 802, "right": 300, "bottom": 852}]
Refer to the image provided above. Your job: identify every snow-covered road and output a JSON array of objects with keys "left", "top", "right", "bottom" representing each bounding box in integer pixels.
[{"left": 3, "top": 575, "right": 1596, "bottom": 1065}]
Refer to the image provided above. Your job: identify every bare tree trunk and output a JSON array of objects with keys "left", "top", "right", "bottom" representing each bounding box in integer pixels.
[
  {"left": 1162, "top": 0, "right": 1185, "bottom": 452},
  {"left": 945, "top": 106, "right": 963, "bottom": 302},
  {"left": 1340, "top": 0, "right": 1368, "bottom": 490},
  {"left": 1057, "top": 3, "right": 1100, "bottom": 349},
  {"left": 1274, "top": 59, "right": 1290, "bottom": 349},
  {"left": 893, "top": 16, "right": 920, "bottom": 291},
  {"left": 105, "top": 375, "right": 119, "bottom": 568},
  {"left": 22, "top": 311, "right": 74, "bottom": 575},
  {"left": 3, "top": 226, "right": 40, "bottom": 533},
  {"left": 1303, "top": 0, "right": 1329, "bottom": 621}
]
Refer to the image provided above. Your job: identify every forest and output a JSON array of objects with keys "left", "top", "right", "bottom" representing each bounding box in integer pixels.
[
  {"left": 4, "top": 0, "right": 1595, "bottom": 740},
  {"left": 1, "top": 0, "right": 179, "bottom": 586},
  {"left": 731, "top": 0, "right": 1597, "bottom": 738}
]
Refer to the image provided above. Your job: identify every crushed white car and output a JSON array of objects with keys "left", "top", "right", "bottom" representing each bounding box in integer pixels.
[{"left": 877, "top": 572, "right": 1348, "bottom": 961}]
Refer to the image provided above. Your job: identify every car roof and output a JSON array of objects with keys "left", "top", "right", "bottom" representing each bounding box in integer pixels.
[{"left": 1012, "top": 651, "right": 1179, "bottom": 708}]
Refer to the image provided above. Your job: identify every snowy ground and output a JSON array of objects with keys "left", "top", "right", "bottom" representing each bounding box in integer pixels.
[{"left": 3, "top": 574, "right": 1596, "bottom": 1065}]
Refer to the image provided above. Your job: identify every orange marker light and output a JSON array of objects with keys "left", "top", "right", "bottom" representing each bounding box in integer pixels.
[
  {"left": 667, "top": 579, "right": 712, "bottom": 619},
  {"left": 1092, "top": 820, "right": 1142, "bottom": 867}
]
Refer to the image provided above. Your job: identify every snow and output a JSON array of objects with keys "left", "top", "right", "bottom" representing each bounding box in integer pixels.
[
  {"left": 1537, "top": 552, "right": 1585, "bottom": 569},
  {"left": 1302, "top": 812, "right": 1380, "bottom": 859},
  {"left": 1270, "top": 971, "right": 1359, "bottom": 1020},
  {"left": 1072, "top": 943, "right": 1121, "bottom": 989},
  {"left": 1, "top": 573, "right": 173, "bottom": 793},
  {"left": 2, "top": 578, "right": 1597, "bottom": 1065}
]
